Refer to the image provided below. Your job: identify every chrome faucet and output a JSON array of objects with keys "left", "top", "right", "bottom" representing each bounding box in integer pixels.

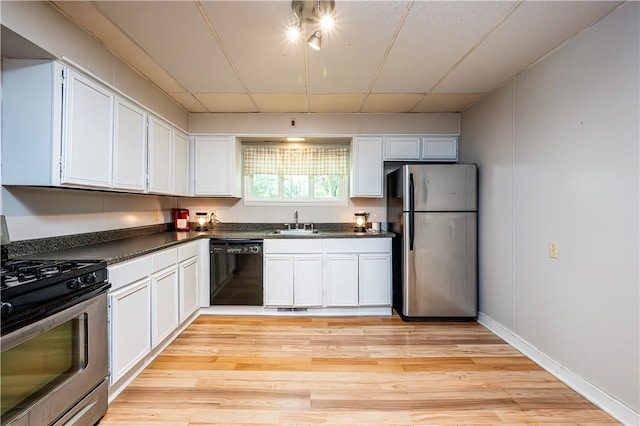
[{"left": 293, "top": 210, "right": 299, "bottom": 229}]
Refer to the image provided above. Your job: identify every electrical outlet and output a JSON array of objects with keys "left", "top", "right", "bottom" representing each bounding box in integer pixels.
[
  {"left": 290, "top": 117, "right": 297, "bottom": 128},
  {"left": 548, "top": 242, "right": 559, "bottom": 259},
  {"left": 153, "top": 209, "right": 160, "bottom": 221}
]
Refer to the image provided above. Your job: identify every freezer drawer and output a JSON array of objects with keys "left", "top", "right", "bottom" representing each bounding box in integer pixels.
[{"left": 399, "top": 212, "right": 477, "bottom": 318}]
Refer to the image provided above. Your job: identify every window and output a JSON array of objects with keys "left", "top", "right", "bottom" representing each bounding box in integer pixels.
[{"left": 243, "top": 145, "right": 349, "bottom": 205}]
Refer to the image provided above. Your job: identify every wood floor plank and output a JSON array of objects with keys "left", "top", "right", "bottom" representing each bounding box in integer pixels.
[{"left": 99, "top": 315, "right": 619, "bottom": 425}]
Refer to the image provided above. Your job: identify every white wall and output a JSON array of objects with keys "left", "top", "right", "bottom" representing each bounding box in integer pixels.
[
  {"left": 2, "top": 186, "right": 177, "bottom": 241},
  {"left": 461, "top": 2, "right": 639, "bottom": 422}
]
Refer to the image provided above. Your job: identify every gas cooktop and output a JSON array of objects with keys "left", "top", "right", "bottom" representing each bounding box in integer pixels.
[
  {"left": 1, "top": 258, "right": 107, "bottom": 296},
  {"left": 1, "top": 257, "right": 109, "bottom": 334}
]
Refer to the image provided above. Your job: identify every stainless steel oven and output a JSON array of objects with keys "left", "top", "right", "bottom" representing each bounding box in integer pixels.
[
  {"left": 1, "top": 256, "right": 110, "bottom": 426},
  {"left": 210, "top": 239, "right": 263, "bottom": 306}
]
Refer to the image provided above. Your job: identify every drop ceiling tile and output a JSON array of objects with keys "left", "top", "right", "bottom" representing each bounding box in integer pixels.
[
  {"left": 52, "top": 1, "right": 185, "bottom": 94},
  {"left": 94, "top": 1, "right": 244, "bottom": 92},
  {"left": 310, "top": 94, "right": 365, "bottom": 113},
  {"left": 199, "top": 1, "right": 307, "bottom": 93},
  {"left": 361, "top": 94, "right": 424, "bottom": 113},
  {"left": 252, "top": 94, "right": 309, "bottom": 113},
  {"left": 411, "top": 93, "right": 482, "bottom": 113},
  {"left": 168, "top": 93, "right": 208, "bottom": 113},
  {"left": 374, "top": 1, "right": 518, "bottom": 93},
  {"left": 436, "top": 1, "right": 622, "bottom": 93},
  {"left": 194, "top": 93, "right": 258, "bottom": 113},
  {"left": 307, "top": 1, "right": 412, "bottom": 93}
]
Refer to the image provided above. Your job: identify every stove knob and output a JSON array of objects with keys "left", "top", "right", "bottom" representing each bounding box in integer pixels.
[
  {"left": 83, "top": 272, "right": 97, "bottom": 285},
  {"left": 1, "top": 302, "right": 13, "bottom": 316},
  {"left": 67, "top": 278, "right": 82, "bottom": 290}
]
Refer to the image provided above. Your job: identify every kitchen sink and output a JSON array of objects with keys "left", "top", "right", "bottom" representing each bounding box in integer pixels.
[{"left": 271, "top": 229, "right": 319, "bottom": 235}]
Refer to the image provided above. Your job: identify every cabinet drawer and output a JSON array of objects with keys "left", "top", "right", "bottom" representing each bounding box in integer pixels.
[
  {"left": 264, "top": 239, "right": 323, "bottom": 254},
  {"left": 108, "top": 256, "right": 151, "bottom": 291},
  {"left": 178, "top": 241, "right": 198, "bottom": 261},
  {"left": 325, "top": 238, "right": 391, "bottom": 253},
  {"left": 152, "top": 248, "right": 177, "bottom": 272}
]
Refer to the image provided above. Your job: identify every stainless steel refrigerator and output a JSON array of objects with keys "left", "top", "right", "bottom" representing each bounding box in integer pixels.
[{"left": 387, "top": 164, "right": 477, "bottom": 320}]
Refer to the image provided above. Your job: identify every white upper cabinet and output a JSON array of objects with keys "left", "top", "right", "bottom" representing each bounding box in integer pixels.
[
  {"left": 422, "top": 136, "right": 458, "bottom": 161},
  {"left": 148, "top": 116, "right": 173, "bottom": 194},
  {"left": 113, "top": 98, "right": 147, "bottom": 192},
  {"left": 1, "top": 59, "right": 192, "bottom": 195},
  {"left": 2, "top": 59, "right": 63, "bottom": 186},
  {"left": 383, "top": 135, "right": 458, "bottom": 162},
  {"left": 383, "top": 136, "right": 421, "bottom": 160},
  {"left": 350, "top": 136, "right": 383, "bottom": 198},
  {"left": 62, "top": 68, "right": 114, "bottom": 188},
  {"left": 193, "top": 136, "right": 241, "bottom": 197},
  {"left": 172, "top": 130, "right": 190, "bottom": 196}
]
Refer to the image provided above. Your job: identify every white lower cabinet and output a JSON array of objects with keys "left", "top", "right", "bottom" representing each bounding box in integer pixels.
[
  {"left": 107, "top": 241, "right": 202, "bottom": 395},
  {"left": 264, "top": 238, "right": 391, "bottom": 309},
  {"left": 264, "top": 254, "right": 323, "bottom": 307},
  {"left": 150, "top": 265, "right": 179, "bottom": 347},
  {"left": 108, "top": 278, "right": 151, "bottom": 385},
  {"left": 325, "top": 254, "right": 359, "bottom": 306},
  {"left": 293, "top": 255, "right": 324, "bottom": 307},
  {"left": 178, "top": 242, "right": 200, "bottom": 322},
  {"left": 264, "top": 255, "right": 294, "bottom": 306},
  {"left": 107, "top": 256, "right": 152, "bottom": 386},
  {"left": 325, "top": 238, "right": 392, "bottom": 307},
  {"left": 150, "top": 248, "right": 179, "bottom": 347},
  {"left": 358, "top": 253, "right": 392, "bottom": 306},
  {"left": 263, "top": 240, "right": 323, "bottom": 308}
]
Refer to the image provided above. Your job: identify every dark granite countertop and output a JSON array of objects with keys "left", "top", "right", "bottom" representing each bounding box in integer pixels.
[{"left": 16, "top": 225, "right": 394, "bottom": 265}]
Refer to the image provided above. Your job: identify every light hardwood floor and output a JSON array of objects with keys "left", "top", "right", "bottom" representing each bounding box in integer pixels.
[{"left": 100, "top": 315, "right": 618, "bottom": 425}]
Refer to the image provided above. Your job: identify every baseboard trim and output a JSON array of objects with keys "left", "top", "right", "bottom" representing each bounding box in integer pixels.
[
  {"left": 477, "top": 312, "right": 639, "bottom": 425},
  {"left": 199, "top": 306, "right": 392, "bottom": 316}
]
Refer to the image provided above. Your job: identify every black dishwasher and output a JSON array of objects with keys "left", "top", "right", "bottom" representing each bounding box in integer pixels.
[{"left": 210, "top": 239, "right": 263, "bottom": 305}]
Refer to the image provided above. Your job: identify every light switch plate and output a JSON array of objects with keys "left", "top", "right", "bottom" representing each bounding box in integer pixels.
[{"left": 549, "top": 242, "right": 559, "bottom": 259}]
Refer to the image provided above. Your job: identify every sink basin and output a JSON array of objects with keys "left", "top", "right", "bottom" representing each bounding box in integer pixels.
[{"left": 271, "top": 229, "right": 319, "bottom": 235}]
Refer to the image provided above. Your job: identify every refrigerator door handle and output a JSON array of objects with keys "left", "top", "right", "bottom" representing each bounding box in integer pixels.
[{"left": 409, "top": 173, "right": 415, "bottom": 251}]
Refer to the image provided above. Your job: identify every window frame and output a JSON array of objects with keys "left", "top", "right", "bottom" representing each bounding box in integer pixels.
[{"left": 242, "top": 142, "right": 349, "bottom": 207}]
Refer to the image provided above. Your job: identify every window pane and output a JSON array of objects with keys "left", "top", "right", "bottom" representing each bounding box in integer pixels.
[
  {"left": 314, "top": 175, "right": 340, "bottom": 198},
  {"left": 252, "top": 174, "right": 278, "bottom": 198},
  {"left": 283, "top": 175, "right": 309, "bottom": 198}
]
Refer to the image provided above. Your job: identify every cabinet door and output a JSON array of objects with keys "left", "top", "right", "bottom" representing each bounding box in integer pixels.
[
  {"left": 113, "top": 98, "right": 146, "bottom": 192},
  {"left": 194, "top": 136, "right": 239, "bottom": 196},
  {"left": 383, "top": 136, "right": 421, "bottom": 160},
  {"left": 151, "top": 266, "right": 179, "bottom": 347},
  {"left": 62, "top": 69, "right": 113, "bottom": 188},
  {"left": 172, "top": 131, "right": 190, "bottom": 196},
  {"left": 293, "top": 255, "right": 323, "bottom": 307},
  {"left": 148, "top": 116, "right": 173, "bottom": 194},
  {"left": 422, "top": 136, "right": 458, "bottom": 161},
  {"left": 325, "top": 254, "right": 359, "bottom": 306},
  {"left": 359, "top": 254, "right": 392, "bottom": 306},
  {"left": 350, "top": 136, "right": 383, "bottom": 198},
  {"left": 179, "top": 257, "right": 199, "bottom": 322},
  {"left": 109, "top": 279, "right": 151, "bottom": 385},
  {"left": 264, "top": 255, "right": 294, "bottom": 307}
]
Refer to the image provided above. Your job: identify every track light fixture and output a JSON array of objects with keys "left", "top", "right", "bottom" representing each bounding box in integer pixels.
[
  {"left": 288, "top": 0, "right": 335, "bottom": 50},
  {"left": 307, "top": 30, "right": 322, "bottom": 50}
]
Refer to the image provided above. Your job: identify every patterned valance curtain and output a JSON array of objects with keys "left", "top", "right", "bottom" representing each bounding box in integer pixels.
[{"left": 243, "top": 147, "right": 349, "bottom": 176}]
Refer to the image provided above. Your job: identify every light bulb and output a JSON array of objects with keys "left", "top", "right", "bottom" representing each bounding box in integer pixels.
[
  {"left": 287, "top": 23, "right": 301, "bottom": 41},
  {"left": 320, "top": 15, "right": 334, "bottom": 32},
  {"left": 198, "top": 217, "right": 206, "bottom": 226}
]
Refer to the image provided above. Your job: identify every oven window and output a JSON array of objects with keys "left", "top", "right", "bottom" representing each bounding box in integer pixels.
[{"left": 1, "top": 313, "right": 88, "bottom": 421}]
